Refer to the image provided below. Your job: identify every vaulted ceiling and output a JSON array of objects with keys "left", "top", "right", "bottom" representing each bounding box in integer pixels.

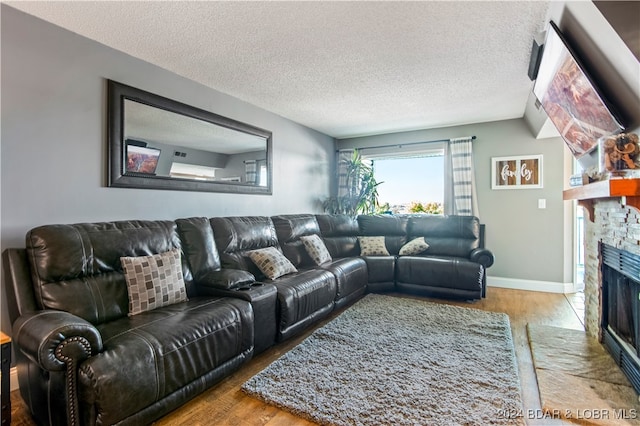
[{"left": 6, "top": 1, "right": 551, "bottom": 138}]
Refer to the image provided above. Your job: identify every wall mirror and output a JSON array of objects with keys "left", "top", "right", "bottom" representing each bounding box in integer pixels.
[{"left": 107, "top": 80, "right": 272, "bottom": 194}]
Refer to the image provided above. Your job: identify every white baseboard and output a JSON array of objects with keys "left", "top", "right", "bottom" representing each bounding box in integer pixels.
[
  {"left": 11, "top": 366, "right": 18, "bottom": 391},
  {"left": 487, "top": 276, "right": 576, "bottom": 294},
  {"left": 0, "top": 367, "right": 19, "bottom": 394}
]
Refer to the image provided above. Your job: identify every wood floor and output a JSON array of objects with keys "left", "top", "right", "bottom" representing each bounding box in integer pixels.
[{"left": 10, "top": 287, "right": 585, "bottom": 425}]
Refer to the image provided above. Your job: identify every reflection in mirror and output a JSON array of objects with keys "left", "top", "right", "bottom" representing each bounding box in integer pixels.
[
  {"left": 124, "top": 100, "right": 268, "bottom": 185},
  {"left": 108, "top": 80, "right": 272, "bottom": 194}
]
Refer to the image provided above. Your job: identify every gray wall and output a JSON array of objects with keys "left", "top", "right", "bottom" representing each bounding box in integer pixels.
[
  {"left": 0, "top": 6, "right": 334, "bottom": 332},
  {"left": 338, "top": 119, "right": 571, "bottom": 285}
]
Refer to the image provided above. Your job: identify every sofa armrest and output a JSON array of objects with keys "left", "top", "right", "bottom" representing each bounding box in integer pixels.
[
  {"left": 470, "top": 248, "right": 494, "bottom": 268},
  {"left": 13, "top": 311, "right": 103, "bottom": 426},
  {"left": 197, "top": 282, "right": 278, "bottom": 354},
  {"left": 13, "top": 311, "right": 103, "bottom": 371},
  {"left": 196, "top": 268, "right": 255, "bottom": 290}
]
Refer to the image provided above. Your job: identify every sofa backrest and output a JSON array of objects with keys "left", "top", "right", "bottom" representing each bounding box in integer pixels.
[
  {"left": 176, "top": 217, "right": 222, "bottom": 281},
  {"left": 209, "top": 216, "right": 280, "bottom": 279},
  {"left": 315, "top": 214, "right": 360, "bottom": 258},
  {"left": 271, "top": 214, "right": 319, "bottom": 268},
  {"left": 357, "top": 215, "right": 409, "bottom": 255},
  {"left": 25, "top": 220, "right": 190, "bottom": 325},
  {"left": 407, "top": 215, "right": 480, "bottom": 257}
]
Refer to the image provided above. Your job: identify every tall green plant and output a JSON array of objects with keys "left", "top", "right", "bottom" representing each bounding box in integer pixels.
[{"left": 323, "top": 150, "right": 382, "bottom": 216}]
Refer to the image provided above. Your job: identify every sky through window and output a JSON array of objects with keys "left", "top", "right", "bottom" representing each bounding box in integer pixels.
[{"left": 373, "top": 156, "right": 444, "bottom": 207}]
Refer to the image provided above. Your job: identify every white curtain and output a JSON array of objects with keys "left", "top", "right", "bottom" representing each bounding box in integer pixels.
[
  {"left": 337, "top": 149, "right": 354, "bottom": 198},
  {"left": 444, "top": 137, "right": 479, "bottom": 217}
]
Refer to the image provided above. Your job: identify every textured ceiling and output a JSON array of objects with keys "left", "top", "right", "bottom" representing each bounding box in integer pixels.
[{"left": 6, "top": 1, "right": 550, "bottom": 138}]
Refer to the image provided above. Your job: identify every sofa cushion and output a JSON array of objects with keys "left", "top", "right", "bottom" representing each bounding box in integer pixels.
[
  {"left": 248, "top": 247, "right": 298, "bottom": 280},
  {"left": 396, "top": 256, "right": 483, "bottom": 293},
  {"left": 121, "top": 249, "right": 188, "bottom": 315},
  {"left": 271, "top": 214, "right": 321, "bottom": 267},
  {"left": 407, "top": 215, "right": 480, "bottom": 258},
  {"left": 362, "top": 256, "right": 396, "bottom": 293},
  {"left": 315, "top": 214, "right": 360, "bottom": 258},
  {"left": 399, "top": 237, "right": 430, "bottom": 256},
  {"left": 300, "top": 234, "right": 332, "bottom": 265},
  {"left": 210, "top": 216, "right": 280, "bottom": 279},
  {"left": 319, "top": 257, "right": 368, "bottom": 308},
  {"left": 270, "top": 269, "right": 337, "bottom": 340},
  {"left": 358, "top": 236, "right": 390, "bottom": 256},
  {"left": 79, "top": 297, "right": 253, "bottom": 425},
  {"left": 176, "top": 217, "right": 222, "bottom": 277}
]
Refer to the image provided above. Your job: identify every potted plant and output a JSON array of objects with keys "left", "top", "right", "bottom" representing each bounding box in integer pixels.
[{"left": 323, "top": 150, "right": 382, "bottom": 216}]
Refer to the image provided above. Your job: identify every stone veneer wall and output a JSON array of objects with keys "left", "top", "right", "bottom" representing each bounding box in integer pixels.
[{"left": 583, "top": 199, "right": 640, "bottom": 338}]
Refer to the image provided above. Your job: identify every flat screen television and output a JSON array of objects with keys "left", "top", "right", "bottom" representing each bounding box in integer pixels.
[
  {"left": 533, "top": 21, "right": 625, "bottom": 159},
  {"left": 126, "top": 143, "right": 161, "bottom": 175}
]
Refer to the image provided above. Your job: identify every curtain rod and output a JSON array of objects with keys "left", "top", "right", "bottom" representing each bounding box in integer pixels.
[{"left": 336, "top": 136, "right": 476, "bottom": 152}]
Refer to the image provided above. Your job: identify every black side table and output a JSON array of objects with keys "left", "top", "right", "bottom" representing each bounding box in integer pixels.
[{"left": 1, "top": 332, "right": 10, "bottom": 425}]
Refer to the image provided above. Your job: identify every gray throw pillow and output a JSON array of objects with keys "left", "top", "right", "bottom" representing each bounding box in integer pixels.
[
  {"left": 399, "top": 237, "right": 430, "bottom": 255},
  {"left": 121, "top": 248, "right": 188, "bottom": 316},
  {"left": 248, "top": 246, "right": 298, "bottom": 280},
  {"left": 357, "top": 236, "right": 390, "bottom": 256},
  {"left": 300, "top": 234, "right": 332, "bottom": 265}
]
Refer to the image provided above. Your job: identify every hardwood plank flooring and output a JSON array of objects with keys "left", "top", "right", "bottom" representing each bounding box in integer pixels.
[{"left": 10, "top": 287, "right": 584, "bottom": 425}]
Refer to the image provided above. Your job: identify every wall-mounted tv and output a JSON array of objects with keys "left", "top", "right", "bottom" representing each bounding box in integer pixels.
[
  {"left": 533, "top": 21, "right": 625, "bottom": 159},
  {"left": 126, "top": 143, "right": 161, "bottom": 175}
]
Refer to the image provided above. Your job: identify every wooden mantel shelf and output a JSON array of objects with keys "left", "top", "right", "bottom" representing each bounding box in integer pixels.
[{"left": 563, "top": 178, "right": 640, "bottom": 221}]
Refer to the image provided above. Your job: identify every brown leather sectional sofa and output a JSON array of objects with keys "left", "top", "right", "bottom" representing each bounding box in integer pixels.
[{"left": 2, "top": 213, "right": 493, "bottom": 425}]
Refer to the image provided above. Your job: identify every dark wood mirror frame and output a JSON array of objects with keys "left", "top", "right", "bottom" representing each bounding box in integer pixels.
[{"left": 107, "top": 80, "right": 273, "bottom": 194}]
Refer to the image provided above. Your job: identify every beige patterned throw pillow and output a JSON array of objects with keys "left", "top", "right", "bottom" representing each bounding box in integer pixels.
[
  {"left": 399, "top": 237, "right": 430, "bottom": 255},
  {"left": 300, "top": 234, "right": 332, "bottom": 265},
  {"left": 357, "top": 236, "right": 390, "bottom": 256},
  {"left": 248, "top": 246, "right": 298, "bottom": 280},
  {"left": 121, "top": 248, "right": 188, "bottom": 316}
]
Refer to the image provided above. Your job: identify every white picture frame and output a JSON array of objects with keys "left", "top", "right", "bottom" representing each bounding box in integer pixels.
[{"left": 491, "top": 155, "right": 543, "bottom": 190}]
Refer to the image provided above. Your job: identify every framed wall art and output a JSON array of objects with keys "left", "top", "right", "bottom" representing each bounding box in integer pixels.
[{"left": 491, "top": 155, "right": 543, "bottom": 189}]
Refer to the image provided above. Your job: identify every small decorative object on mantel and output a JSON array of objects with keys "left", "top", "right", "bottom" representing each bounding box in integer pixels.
[{"left": 598, "top": 133, "right": 640, "bottom": 178}]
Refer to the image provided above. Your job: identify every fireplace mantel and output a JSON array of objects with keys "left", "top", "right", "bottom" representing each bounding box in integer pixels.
[{"left": 564, "top": 178, "right": 640, "bottom": 221}]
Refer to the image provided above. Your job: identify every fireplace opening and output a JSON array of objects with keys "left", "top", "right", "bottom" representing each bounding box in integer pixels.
[{"left": 601, "top": 243, "right": 640, "bottom": 394}]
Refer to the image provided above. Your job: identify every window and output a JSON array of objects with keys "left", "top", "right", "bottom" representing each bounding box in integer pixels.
[
  {"left": 363, "top": 144, "right": 444, "bottom": 214},
  {"left": 170, "top": 162, "right": 217, "bottom": 181}
]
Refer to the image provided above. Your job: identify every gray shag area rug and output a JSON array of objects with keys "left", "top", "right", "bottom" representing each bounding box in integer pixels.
[{"left": 242, "top": 294, "right": 524, "bottom": 425}]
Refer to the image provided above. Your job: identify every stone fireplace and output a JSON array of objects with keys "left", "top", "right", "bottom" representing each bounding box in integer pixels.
[{"left": 583, "top": 198, "right": 640, "bottom": 392}]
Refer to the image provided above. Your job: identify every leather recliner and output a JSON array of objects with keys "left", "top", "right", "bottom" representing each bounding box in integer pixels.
[
  {"left": 355, "top": 214, "right": 493, "bottom": 299},
  {"left": 176, "top": 217, "right": 279, "bottom": 354},
  {"left": 209, "top": 216, "right": 338, "bottom": 342},
  {"left": 3, "top": 221, "right": 254, "bottom": 426},
  {"left": 272, "top": 214, "right": 368, "bottom": 309}
]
